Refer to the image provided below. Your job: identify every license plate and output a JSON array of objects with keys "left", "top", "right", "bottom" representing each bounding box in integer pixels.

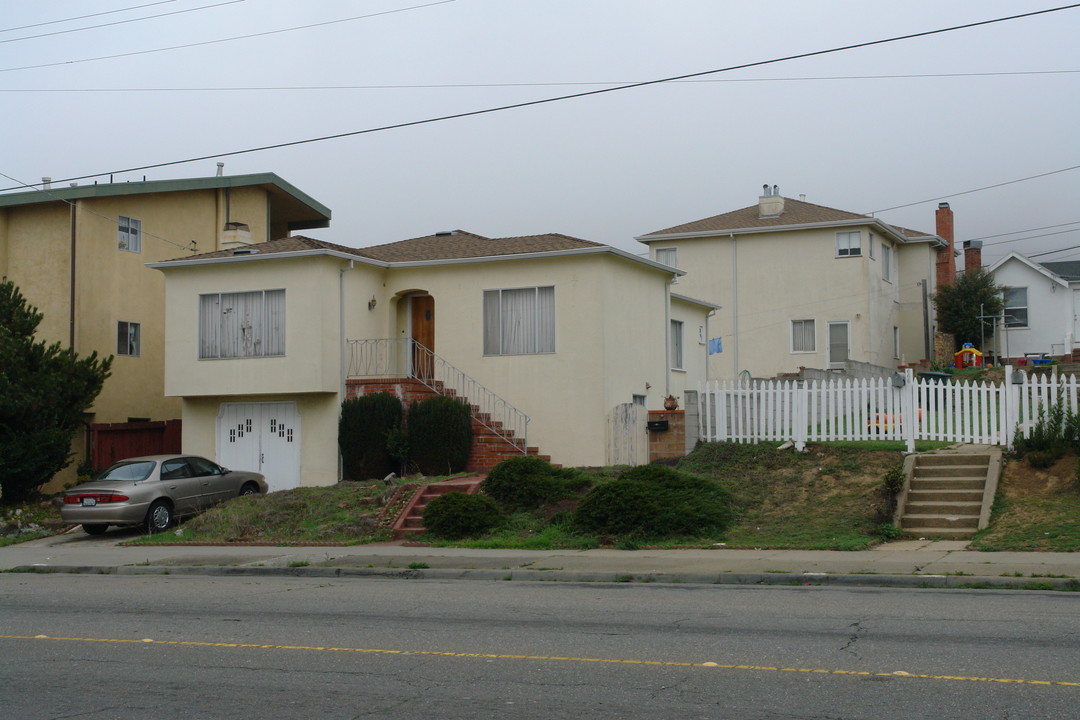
[{"left": 82, "top": 498, "right": 97, "bottom": 507}]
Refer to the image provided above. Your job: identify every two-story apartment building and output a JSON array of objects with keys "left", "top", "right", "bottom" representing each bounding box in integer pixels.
[
  {"left": 0, "top": 173, "right": 330, "bottom": 486},
  {"left": 636, "top": 187, "right": 947, "bottom": 380}
]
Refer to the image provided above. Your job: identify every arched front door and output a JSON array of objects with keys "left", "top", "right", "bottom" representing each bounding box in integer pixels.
[{"left": 411, "top": 295, "right": 435, "bottom": 380}]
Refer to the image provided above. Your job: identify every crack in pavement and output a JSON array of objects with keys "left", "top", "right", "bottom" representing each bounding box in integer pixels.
[{"left": 839, "top": 621, "right": 866, "bottom": 659}]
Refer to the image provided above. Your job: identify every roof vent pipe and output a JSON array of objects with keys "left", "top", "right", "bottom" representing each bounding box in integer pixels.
[
  {"left": 41, "top": 176, "right": 52, "bottom": 189},
  {"left": 216, "top": 162, "right": 224, "bottom": 177}
]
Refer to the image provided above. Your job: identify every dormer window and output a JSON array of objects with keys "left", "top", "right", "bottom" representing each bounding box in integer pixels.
[{"left": 836, "top": 230, "right": 861, "bottom": 257}]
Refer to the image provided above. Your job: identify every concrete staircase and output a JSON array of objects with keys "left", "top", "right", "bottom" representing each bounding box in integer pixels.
[
  {"left": 896, "top": 450, "right": 1000, "bottom": 540},
  {"left": 392, "top": 476, "right": 484, "bottom": 540}
]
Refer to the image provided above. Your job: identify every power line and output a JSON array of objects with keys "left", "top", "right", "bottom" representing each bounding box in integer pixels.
[
  {"left": 869, "top": 164, "right": 1080, "bottom": 213},
  {"left": 4, "top": 3, "right": 1078, "bottom": 193},
  {"left": 0, "top": 1, "right": 456, "bottom": 73},
  {"left": 971, "top": 220, "right": 1080, "bottom": 244},
  {"left": 0, "top": 1, "right": 244, "bottom": 45},
  {"left": 3, "top": 69, "right": 1078, "bottom": 93},
  {"left": 982, "top": 227, "right": 1080, "bottom": 247},
  {"left": 0, "top": 1, "right": 175, "bottom": 33}
]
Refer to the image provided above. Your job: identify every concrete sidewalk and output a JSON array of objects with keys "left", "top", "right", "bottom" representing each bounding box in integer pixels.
[{"left": 3, "top": 530, "right": 1079, "bottom": 590}]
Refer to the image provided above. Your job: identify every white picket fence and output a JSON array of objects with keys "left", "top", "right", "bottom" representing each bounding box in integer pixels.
[{"left": 699, "top": 366, "right": 1080, "bottom": 451}]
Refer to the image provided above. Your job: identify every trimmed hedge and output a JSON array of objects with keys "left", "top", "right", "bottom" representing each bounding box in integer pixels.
[
  {"left": 482, "top": 455, "right": 588, "bottom": 511},
  {"left": 423, "top": 491, "right": 503, "bottom": 539},
  {"left": 407, "top": 395, "right": 473, "bottom": 475},
  {"left": 339, "top": 393, "right": 402, "bottom": 481},
  {"left": 574, "top": 465, "right": 732, "bottom": 538}
]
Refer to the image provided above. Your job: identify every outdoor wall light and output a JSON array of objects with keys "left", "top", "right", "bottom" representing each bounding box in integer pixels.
[{"left": 368, "top": 295, "right": 377, "bottom": 311}]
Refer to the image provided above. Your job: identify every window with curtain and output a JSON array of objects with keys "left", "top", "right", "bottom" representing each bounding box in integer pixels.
[
  {"left": 117, "top": 321, "right": 140, "bottom": 356},
  {"left": 483, "top": 286, "right": 555, "bottom": 355},
  {"left": 118, "top": 216, "right": 141, "bottom": 253},
  {"left": 791, "top": 319, "right": 815, "bottom": 352},
  {"left": 836, "top": 230, "right": 861, "bottom": 257},
  {"left": 881, "top": 243, "right": 892, "bottom": 281},
  {"left": 670, "top": 319, "right": 684, "bottom": 370},
  {"left": 199, "top": 289, "right": 285, "bottom": 359}
]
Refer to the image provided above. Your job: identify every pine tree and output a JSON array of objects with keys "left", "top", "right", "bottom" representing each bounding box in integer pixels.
[{"left": 0, "top": 280, "right": 112, "bottom": 501}]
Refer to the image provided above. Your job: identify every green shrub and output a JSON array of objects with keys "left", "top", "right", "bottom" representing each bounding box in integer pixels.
[
  {"left": 423, "top": 492, "right": 503, "bottom": 539},
  {"left": 407, "top": 396, "right": 473, "bottom": 475},
  {"left": 482, "top": 456, "right": 588, "bottom": 510},
  {"left": 1027, "top": 450, "right": 1060, "bottom": 469},
  {"left": 338, "top": 393, "right": 403, "bottom": 481},
  {"left": 574, "top": 466, "right": 732, "bottom": 538}
]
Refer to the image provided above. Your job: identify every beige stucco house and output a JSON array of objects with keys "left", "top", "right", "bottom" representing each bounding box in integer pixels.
[
  {"left": 151, "top": 231, "right": 713, "bottom": 489},
  {"left": 636, "top": 187, "right": 946, "bottom": 381},
  {"left": 0, "top": 173, "right": 330, "bottom": 486}
]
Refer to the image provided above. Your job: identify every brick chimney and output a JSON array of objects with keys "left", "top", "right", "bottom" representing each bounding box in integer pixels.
[
  {"left": 758, "top": 184, "right": 784, "bottom": 218},
  {"left": 963, "top": 240, "right": 983, "bottom": 273},
  {"left": 935, "top": 202, "right": 956, "bottom": 286}
]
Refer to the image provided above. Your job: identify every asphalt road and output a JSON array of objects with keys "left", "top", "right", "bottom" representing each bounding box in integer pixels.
[{"left": 2, "top": 575, "right": 1077, "bottom": 719}]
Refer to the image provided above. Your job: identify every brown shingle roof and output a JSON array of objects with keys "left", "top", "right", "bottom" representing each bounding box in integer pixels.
[
  {"left": 354, "top": 230, "right": 605, "bottom": 262},
  {"left": 169, "top": 231, "right": 606, "bottom": 264},
  {"left": 641, "top": 198, "right": 880, "bottom": 237}
]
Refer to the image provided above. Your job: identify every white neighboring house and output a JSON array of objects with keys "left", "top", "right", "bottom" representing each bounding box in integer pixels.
[{"left": 987, "top": 252, "right": 1080, "bottom": 360}]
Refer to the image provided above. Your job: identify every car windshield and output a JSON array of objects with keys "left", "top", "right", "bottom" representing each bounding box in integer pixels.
[{"left": 95, "top": 460, "right": 156, "bottom": 483}]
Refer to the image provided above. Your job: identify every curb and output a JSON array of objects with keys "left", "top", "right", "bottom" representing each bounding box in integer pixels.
[{"left": 10, "top": 565, "right": 1080, "bottom": 590}]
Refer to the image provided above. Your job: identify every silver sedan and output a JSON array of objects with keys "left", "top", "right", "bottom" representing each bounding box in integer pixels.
[{"left": 60, "top": 455, "right": 268, "bottom": 535}]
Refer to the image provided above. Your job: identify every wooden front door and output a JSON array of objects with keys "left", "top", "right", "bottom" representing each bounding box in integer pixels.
[{"left": 411, "top": 295, "right": 435, "bottom": 379}]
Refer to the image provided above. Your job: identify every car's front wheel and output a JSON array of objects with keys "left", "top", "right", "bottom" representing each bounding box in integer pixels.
[
  {"left": 82, "top": 523, "right": 109, "bottom": 536},
  {"left": 145, "top": 500, "right": 173, "bottom": 533},
  {"left": 238, "top": 483, "right": 259, "bottom": 497}
]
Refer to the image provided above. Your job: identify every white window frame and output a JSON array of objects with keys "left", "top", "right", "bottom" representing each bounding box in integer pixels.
[
  {"left": 199, "top": 289, "right": 286, "bottom": 360},
  {"left": 1003, "top": 287, "right": 1028, "bottom": 328},
  {"left": 670, "top": 319, "right": 684, "bottom": 370},
  {"left": 117, "top": 321, "right": 140, "bottom": 357},
  {"left": 827, "top": 321, "right": 850, "bottom": 367},
  {"left": 483, "top": 286, "right": 556, "bottom": 356},
  {"left": 791, "top": 318, "right": 816, "bottom": 353},
  {"left": 836, "top": 230, "right": 861, "bottom": 257},
  {"left": 118, "top": 216, "right": 141, "bottom": 253}
]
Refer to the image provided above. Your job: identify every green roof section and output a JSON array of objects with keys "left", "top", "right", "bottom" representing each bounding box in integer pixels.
[{"left": 0, "top": 172, "right": 331, "bottom": 230}]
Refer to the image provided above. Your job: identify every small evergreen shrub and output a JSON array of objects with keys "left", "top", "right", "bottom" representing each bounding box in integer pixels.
[
  {"left": 482, "top": 456, "right": 588, "bottom": 510},
  {"left": 423, "top": 492, "right": 503, "bottom": 539},
  {"left": 874, "top": 464, "right": 907, "bottom": 525},
  {"left": 407, "top": 396, "right": 473, "bottom": 475},
  {"left": 1027, "top": 450, "right": 1059, "bottom": 470},
  {"left": 574, "top": 466, "right": 732, "bottom": 538},
  {"left": 339, "top": 393, "right": 403, "bottom": 481}
]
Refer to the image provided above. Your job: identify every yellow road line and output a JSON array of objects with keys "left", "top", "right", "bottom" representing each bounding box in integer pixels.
[{"left": 3, "top": 634, "right": 1078, "bottom": 688}]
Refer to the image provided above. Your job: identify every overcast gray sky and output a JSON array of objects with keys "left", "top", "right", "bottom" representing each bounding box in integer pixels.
[{"left": 2, "top": 0, "right": 1078, "bottom": 265}]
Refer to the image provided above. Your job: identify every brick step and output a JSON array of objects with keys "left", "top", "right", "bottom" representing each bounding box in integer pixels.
[
  {"left": 900, "top": 514, "right": 979, "bottom": 529},
  {"left": 907, "top": 489, "right": 984, "bottom": 502},
  {"left": 900, "top": 527, "right": 977, "bottom": 540},
  {"left": 903, "top": 501, "right": 982, "bottom": 516},
  {"left": 909, "top": 477, "right": 985, "bottom": 491}
]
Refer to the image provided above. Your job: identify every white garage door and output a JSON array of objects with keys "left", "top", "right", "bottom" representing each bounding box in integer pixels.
[{"left": 216, "top": 402, "right": 301, "bottom": 492}]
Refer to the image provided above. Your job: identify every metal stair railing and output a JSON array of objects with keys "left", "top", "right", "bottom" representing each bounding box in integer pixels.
[{"left": 346, "top": 338, "right": 528, "bottom": 453}]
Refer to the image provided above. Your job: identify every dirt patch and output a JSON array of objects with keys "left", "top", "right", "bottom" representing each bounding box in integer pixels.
[{"left": 1001, "top": 453, "right": 1076, "bottom": 497}]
